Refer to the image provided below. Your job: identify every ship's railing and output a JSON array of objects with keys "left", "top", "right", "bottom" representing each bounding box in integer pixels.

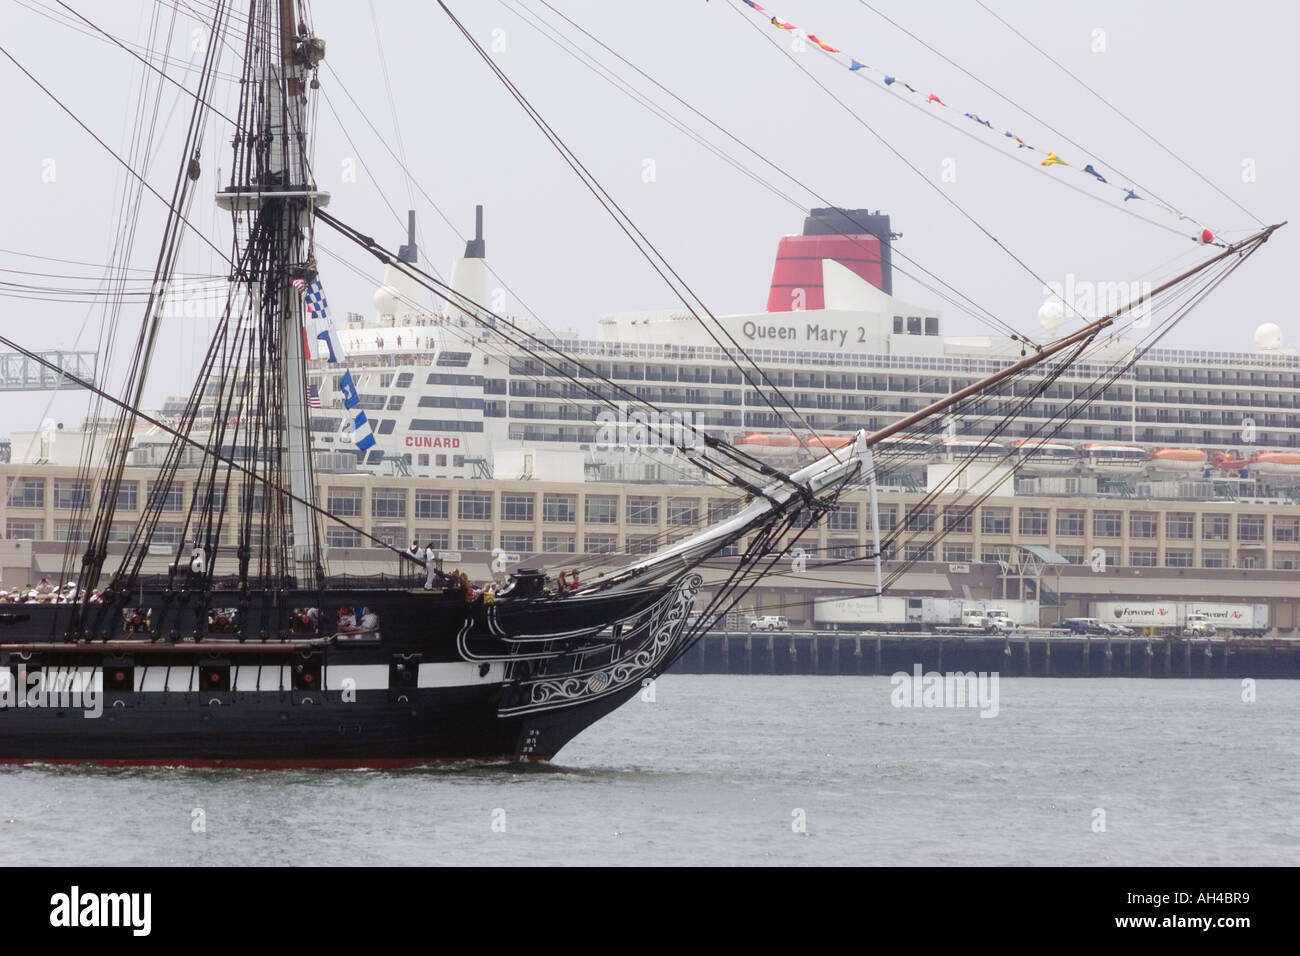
[{"left": 536, "top": 337, "right": 1300, "bottom": 376}]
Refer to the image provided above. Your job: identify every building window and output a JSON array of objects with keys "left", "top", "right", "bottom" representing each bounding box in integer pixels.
[
  {"left": 585, "top": 495, "right": 618, "bottom": 524},
  {"left": 328, "top": 487, "right": 363, "bottom": 517},
  {"left": 1129, "top": 548, "right": 1158, "bottom": 567},
  {"left": 151, "top": 523, "right": 184, "bottom": 545},
  {"left": 870, "top": 505, "right": 897, "bottom": 532},
  {"left": 1237, "top": 515, "right": 1265, "bottom": 542},
  {"left": 1129, "top": 512, "right": 1158, "bottom": 539},
  {"left": 372, "top": 525, "right": 406, "bottom": 548},
  {"left": 1274, "top": 517, "right": 1300, "bottom": 542},
  {"left": 102, "top": 481, "right": 138, "bottom": 511},
  {"left": 458, "top": 491, "right": 492, "bottom": 521},
  {"left": 414, "top": 530, "right": 449, "bottom": 550},
  {"left": 147, "top": 481, "right": 185, "bottom": 512},
  {"left": 982, "top": 507, "right": 1011, "bottom": 535},
  {"left": 943, "top": 544, "right": 972, "bottom": 562},
  {"left": 5, "top": 518, "right": 40, "bottom": 539},
  {"left": 981, "top": 545, "right": 1011, "bottom": 564},
  {"left": 457, "top": 531, "right": 491, "bottom": 550},
  {"left": 542, "top": 494, "right": 576, "bottom": 523},
  {"left": 829, "top": 540, "right": 859, "bottom": 560},
  {"left": 502, "top": 494, "right": 535, "bottom": 522},
  {"left": 5, "top": 477, "right": 44, "bottom": 508},
  {"left": 53, "top": 480, "right": 90, "bottom": 510},
  {"left": 708, "top": 498, "right": 740, "bottom": 522},
  {"left": 1202, "top": 514, "right": 1230, "bottom": 540},
  {"left": 1165, "top": 550, "right": 1194, "bottom": 567},
  {"left": 1093, "top": 510, "right": 1122, "bottom": 537},
  {"left": 107, "top": 522, "right": 135, "bottom": 543},
  {"left": 1056, "top": 547, "right": 1085, "bottom": 565},
  {"left": 942, "top": 507, "right": 972, "bottom": 534},
  {"left": 627, "top": 535, "right": 656, "bottom": 555},
  {"left": 667, "top": 498, "right": 700, "bottom": 526},
  {"left": 500, "top": 533, "right": 534, "bottom": 552},
  {"left": 1273, "top": 552, "right": 1300, "bottom": 570},
  {"left": 905, "top": 544, "right": 935, "bottom": 561},
  {"left": 415, "top": 490, "right": 449, "bottom": 519},
  {"left": 326, "top": 528, "right": 362, "bottom": 548},
  {"left": 371, "top": 488, "right": 407, "bottom": 519},
  {"left": 906, "top": 505, "right": 935, "bottom": 532},
  {"left": 1018, "top": 508, "right": 1049, "bottom": 537},
  {"left": 1166, "top": 512, "right": 1194, "bottom": 539},
  {"left": 583, "top": 534, "right": 617, "bottom": 554},
  {"left": 626, "top": 496, "right": 659, "bottom": 525},
  {"left": 1237, "top": 552, "right": 1261, "bottom": 570},
  {"left": 1202, "top": 549, "right": 1228, "bottom": 568},
  {"left": 1056, "top": 510, "right": 1085, "bottom": 537},
  {"left": 828, "top": 504, "right": 858, "bottom": 531},
  {"left": 542, "top": 534, "right": 576, "bottom": 553}
]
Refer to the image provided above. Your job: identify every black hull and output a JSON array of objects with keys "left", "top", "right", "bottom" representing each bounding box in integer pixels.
[{"left": 0, "top": 574, "right": 701, "bottom": 767}]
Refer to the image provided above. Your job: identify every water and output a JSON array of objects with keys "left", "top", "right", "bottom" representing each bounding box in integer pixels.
[{"left": 1, "top": 676, "right": 1296, "bottom": 865}]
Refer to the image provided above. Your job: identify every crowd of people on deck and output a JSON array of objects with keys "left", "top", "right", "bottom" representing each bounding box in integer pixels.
[{"left": 0, "top": 577, "right": 104, "bottom": 605}]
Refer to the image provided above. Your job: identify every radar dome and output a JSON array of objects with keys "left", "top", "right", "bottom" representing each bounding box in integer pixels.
[
  {"left": 1255, "top": 322, "right": 1283, "bottom": 350},
  {"left": 373, "top": 284, "right": 401, "bottom": 316},
  {"left": 1038, "top": 299, "right": 1065, "bottom": 331}
]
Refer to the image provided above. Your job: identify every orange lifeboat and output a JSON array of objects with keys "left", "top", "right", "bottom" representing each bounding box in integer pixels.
[
  {"left": 939, "top": 436, "right": 1005, "bottom": 457},
  {"left": 1083, "top": 442, "right": 1147, "bottom": 473},
  {"left": 1250, "top": 450, "right": 1300, "bottom": 476},
  {"left": 1148, "top": 447, "right": 1207, "bottom": 474},
  {"left": 1212, "top": 450, "right": 1250, "bottom": 471},
  {"left": 875, "top": 434, "right": 933, "bottom": 455},
  {"left": 734, "top": 432, "right": 852, "bottom": 460},
  {"left": 1011, "top": 438, "right": 1079, "bottom": 473}
]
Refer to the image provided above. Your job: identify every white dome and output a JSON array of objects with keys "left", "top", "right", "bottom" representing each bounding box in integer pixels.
[
  {"left": 1255, "top": 322, "right": 1283, "bottom": 350},
  {"left": 373, "top": 284, "right": 402, "bottom": 316},
  {"left": 1038, "top": 299, "right": 1065, "bottom": 331}
]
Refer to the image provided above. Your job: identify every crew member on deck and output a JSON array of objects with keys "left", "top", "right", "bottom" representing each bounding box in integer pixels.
[{"left": 423, "top": 540, "right": 439, "bottom": 589}]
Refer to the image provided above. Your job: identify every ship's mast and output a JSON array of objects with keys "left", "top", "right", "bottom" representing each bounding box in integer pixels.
[{"left": 217, "top": 0, "right": 328, "bottom": 584}]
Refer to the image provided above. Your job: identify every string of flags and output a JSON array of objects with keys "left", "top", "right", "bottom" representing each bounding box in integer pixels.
[
  {"left": 296, "top": 276, "right": 376, "bottom": 453},
  {"left": 734, "top": 0, "right": 1218, "bottom": 246}
]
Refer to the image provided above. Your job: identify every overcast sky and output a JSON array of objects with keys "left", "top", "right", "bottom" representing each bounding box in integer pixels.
[{"left": 1, "top": 0, "right": 1295, "bottom": 442}]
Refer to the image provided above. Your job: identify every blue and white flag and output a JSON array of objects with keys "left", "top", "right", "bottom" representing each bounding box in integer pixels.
[
  {"left": 304, "top": 278, "right": 328, "bottom": 319},
  {"left": 352, "top": 409, "right": 376, "bottom": 451},
  {"left": 315, "top": 325, "right": 345, "bottom": 364},
  {"left": 337, "top": 369, "right": 359, "bottom": 409}
]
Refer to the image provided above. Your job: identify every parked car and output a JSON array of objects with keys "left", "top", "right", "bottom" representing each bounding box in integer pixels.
[
  {"left": 1101, "top": 622, "right": 1135, "bottom": 636},
  {"left": 1061, "top": 617, "right": 1108, "bottom": 635},
  {"left": 747, "top": 615, "right": 789, "bottom": 631}
]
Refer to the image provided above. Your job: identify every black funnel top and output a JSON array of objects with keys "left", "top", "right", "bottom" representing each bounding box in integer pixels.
[
  {"left": 397, "top": 210, "right": 418, "bottom": 264},
  {"left": 464, "top": 205, "right": 485, "bottom": 259},
  {"left": 804, "top": 208, "right": 895, "bottom": 295}
]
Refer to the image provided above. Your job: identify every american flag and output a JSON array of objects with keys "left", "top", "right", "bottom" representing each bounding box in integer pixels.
[{"left": 306, "top": 384, "right": 321, "bottom": 408}]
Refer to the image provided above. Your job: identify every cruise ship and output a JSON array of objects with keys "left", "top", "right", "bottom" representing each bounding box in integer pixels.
[
  {"left": 281, "top": 206, "right": 1298, "bottom": 495},
  {"left": 5, "top": 207, "right": 1299, "bottom": 634}
]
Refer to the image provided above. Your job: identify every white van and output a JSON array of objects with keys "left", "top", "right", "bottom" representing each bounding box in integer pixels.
[{"left": 748, "top": 615, "right": 789, "bottom": 631}]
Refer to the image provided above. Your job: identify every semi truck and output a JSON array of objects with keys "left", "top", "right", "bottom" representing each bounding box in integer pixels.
[
  {"left": 1088, "top": 601, "right": 1269, "bottom": 637},
  {"left": 813, "top": 596, "right": 1037, "bottom": 632}
]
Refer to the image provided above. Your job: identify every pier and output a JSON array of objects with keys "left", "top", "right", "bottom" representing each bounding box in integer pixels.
[{"left": 667, "top": 631, "right": 1300, "bottom": 678}]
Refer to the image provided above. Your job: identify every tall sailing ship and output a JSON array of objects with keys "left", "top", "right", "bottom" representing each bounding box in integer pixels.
[{"left": 0, "top": 1, "right": 1282, "bottom": 765}]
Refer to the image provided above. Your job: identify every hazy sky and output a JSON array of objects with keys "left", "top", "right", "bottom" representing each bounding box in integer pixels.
[{"left": 1, "top": 0, "right": 1296, "bottom": 442}]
